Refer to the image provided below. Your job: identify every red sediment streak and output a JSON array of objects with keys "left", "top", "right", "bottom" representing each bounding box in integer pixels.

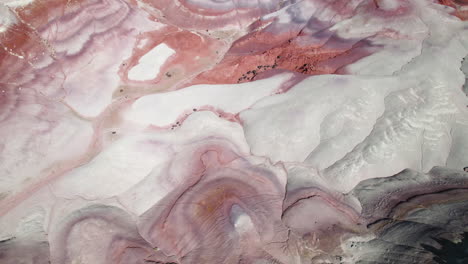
[
  {"left": 439, "top": 0, "right": 457, "bottom": 7},
  {"left": 120, "top": 27, "right": 224, "bottom": 86},
  {"left": 149, "top": 107, "right": 241, "bottom": 131},
  {"left": 0, "top": 0, "right": 80, "bottom": 59},
  {"left": 439, "top": 0, "right": 468, "bottom": 20},
  {"left": 364, "top": 0, "right": 412, "bottom": 16},
  {"left": 0, "top": 20, "right": 52, "bottom": 78},
  {"left": 190, "top": 32, "right": 373, "bottom": 85}
]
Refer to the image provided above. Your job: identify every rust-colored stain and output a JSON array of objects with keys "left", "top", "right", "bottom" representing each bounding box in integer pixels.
[{"left": 195, "top": 186, "right": 233, "bottom": 217}]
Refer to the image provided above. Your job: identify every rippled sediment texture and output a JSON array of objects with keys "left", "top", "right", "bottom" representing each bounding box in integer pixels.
[{"left": 1, "top": 0, "right": 468, "bottom": 263}]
